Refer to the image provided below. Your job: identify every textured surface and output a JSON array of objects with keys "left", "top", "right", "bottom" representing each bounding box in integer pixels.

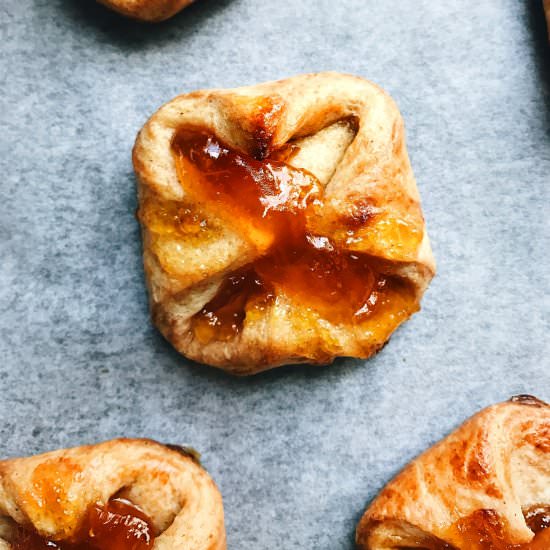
[{"left": 0, "top": 1, "right": 549, "bottom": 548}]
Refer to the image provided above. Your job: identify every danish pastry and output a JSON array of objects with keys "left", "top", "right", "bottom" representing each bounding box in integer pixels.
[
  {"left": 96, "top": 0, "right": 194, "bottom": 22},
  {"left": 545, "top": 0, "right": 550, "bottom": 39},
  {"left": 0, "top": 438, "right": 226, "bottom": 549},
  {"left": 134, "top": 72, "right": 435, "bottom": 374},
  {"left": 356, "top": 395, "right": 550, "bottom": 549}
]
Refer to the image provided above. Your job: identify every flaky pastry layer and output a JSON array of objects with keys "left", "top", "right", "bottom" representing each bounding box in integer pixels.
[{"left": 356, "top": 396, "right": 550, "bottom": 549}]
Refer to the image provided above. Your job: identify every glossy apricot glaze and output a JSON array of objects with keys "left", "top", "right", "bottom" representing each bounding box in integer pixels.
[
  {"left": 11, "top": 499, "right": 154, "bottom": 550},
  {"left": 140, "top": 128, "right": 420, "bottom": 354}
]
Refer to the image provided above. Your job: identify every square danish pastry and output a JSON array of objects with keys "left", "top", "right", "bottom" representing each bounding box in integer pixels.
[{"left": 134, "top": 72, "right": 436, "bottom": 374}]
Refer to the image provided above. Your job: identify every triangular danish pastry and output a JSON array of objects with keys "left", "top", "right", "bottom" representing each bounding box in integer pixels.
[
  {"left": 357, "top": 396, "right": 550, "bottom": 549},
  {"left": 134, "top": 72, "right": 436, "bottom": 374},
  {"left": 0, "top": 439, "right": 226, "bottom": 549}
]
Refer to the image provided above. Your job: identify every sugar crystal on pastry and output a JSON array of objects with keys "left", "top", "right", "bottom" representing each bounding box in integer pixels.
[{"left": 134, "top": 72, "right": 436, "bottom": 374}]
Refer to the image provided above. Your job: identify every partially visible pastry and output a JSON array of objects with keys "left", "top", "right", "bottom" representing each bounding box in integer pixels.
[
  {"left": 356, "top": 395, "right": 550, "bottom": 549},
  {"left": 545, "top": 0, "right": 550, "bottom": 40},
  {"left": 0, "top": 438, "right": 226, "bottom": 549},
  {"left": 96, "top": 0, "right": 194, "bottom": 22},
  {"left": 134, "top": 72, "right": 435, "bottom": 374}
]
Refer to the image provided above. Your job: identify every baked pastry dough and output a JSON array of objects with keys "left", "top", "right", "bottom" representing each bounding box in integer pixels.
[
  {"left": 96, "top": 0, "right": 193, "bottom": 21},
  {"left": 356, "top": 395, "right": 550, "bottom": 549},
  {"left": 0, "top": 438, "right": 226, "bottom": 549},
  {"left": 545, "top": 0, "right": 550, "bottom": 39},
  {"left": 134, "top": 72, "right": 435, "bottom": 374}
]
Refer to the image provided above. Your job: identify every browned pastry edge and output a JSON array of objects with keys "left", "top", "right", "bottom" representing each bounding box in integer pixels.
[
  {"left": 0, "top": 438, "right": 226, "bottom": 549},
  {"left": 356, "top": 395, "right": 550, "bottom": 549},
  {"left": 96, "top": 0, "right": 194, "bottom": 22}
]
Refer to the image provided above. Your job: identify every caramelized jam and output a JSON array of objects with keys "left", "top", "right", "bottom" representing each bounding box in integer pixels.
[
  {"left": 157, "top": 129, "right": 419, "bottom": 345},
  {"left": 433, "top": 509, "right": 550, "bottom": 550},
  {"left": 525, "top": 507, "right": 550, "bottom": 533},
  {"left": 12, "top": 499, "right": 155, "bottom": 550}
]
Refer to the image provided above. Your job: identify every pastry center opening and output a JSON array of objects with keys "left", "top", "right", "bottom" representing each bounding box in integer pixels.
[
  {"left": 162, "top": 128, "right": 419, "bottom": 345},
  {"left": 10, "top": 498, "right": 155, "bottom": 550}
]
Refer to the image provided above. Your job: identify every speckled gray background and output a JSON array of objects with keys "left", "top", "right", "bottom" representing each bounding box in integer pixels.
[{"left": 1, "top": 0, "right": 549, "bottom": 547}]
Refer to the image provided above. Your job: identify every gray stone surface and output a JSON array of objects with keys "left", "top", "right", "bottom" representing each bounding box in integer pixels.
[{"left": 0, "top": 0, "right": 549, "bottom": 547}]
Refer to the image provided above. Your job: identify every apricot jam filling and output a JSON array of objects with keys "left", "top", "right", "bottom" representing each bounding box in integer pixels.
[
  {"left": 11, "top": 498, "right": 155, "bottom": 550},
  {"left": 156, "top": 128, "right": 420, "bottom": 344},
  {"left": 452, "top": 508, "right": 550, "bottom": 549},
  {"left": 424, "top": 508, "right": 550, "bottom": 550}
]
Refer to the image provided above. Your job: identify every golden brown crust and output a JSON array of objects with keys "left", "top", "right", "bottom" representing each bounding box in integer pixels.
[
  {"left": 356, "top": 396, "right": 550, "bottom": 549},
  {"left": 0, "top": 438, "right": 226, "bottom": 549},
  {"left": 96, "top": 0, "right": 194, "bottom": 22},
  {"left": 134, "top": 72, "right": 436, "bottom": 374},
  {"left": 545, "top": 0, "right": 550, "bottom": 40}
]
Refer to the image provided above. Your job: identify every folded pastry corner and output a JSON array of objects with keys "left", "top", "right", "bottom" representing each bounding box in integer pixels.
[
  {"left": 356, "top": 395, "right": 550, "bottom": 549},
  {"left": 96, "top": 0, "right": 194, "bottom": 22},
  {"left": 134, "top": 72, "right": 436, "bottom": 374},
  {"left": 0, "top": 438, "right": 226, "bottom": 549}
]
